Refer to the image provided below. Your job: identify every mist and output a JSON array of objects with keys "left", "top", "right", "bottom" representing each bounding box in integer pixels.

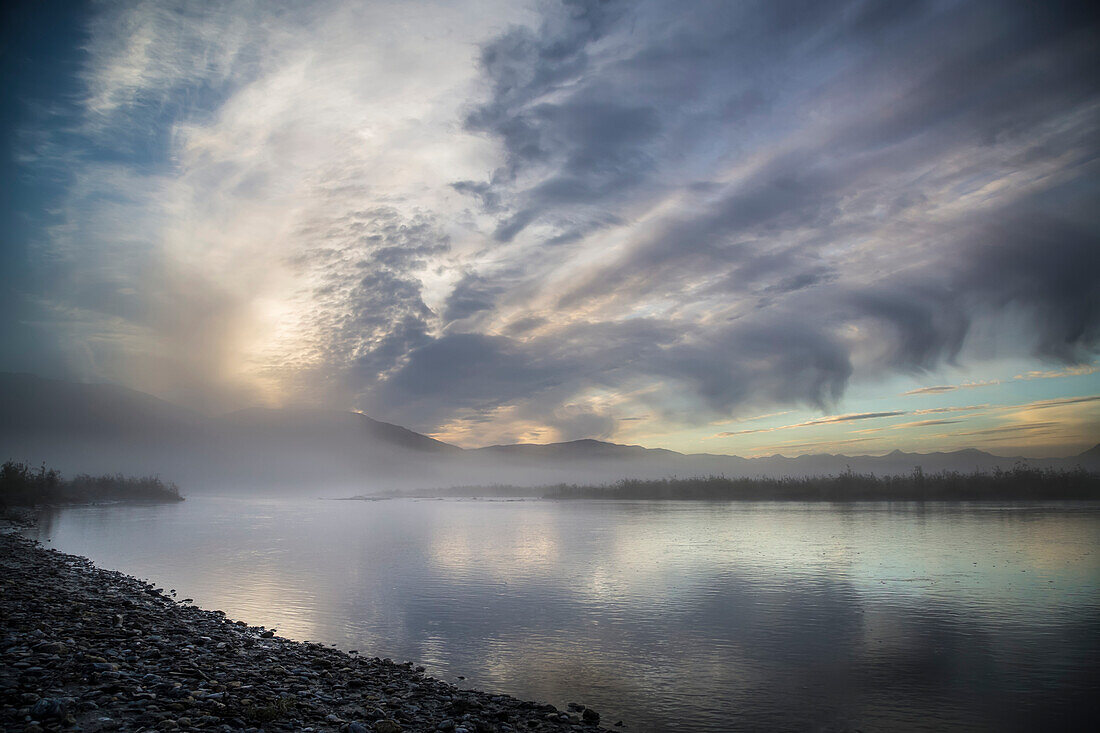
[{"left": 3, "top": 373, "right": 1096, "bottom": 500}]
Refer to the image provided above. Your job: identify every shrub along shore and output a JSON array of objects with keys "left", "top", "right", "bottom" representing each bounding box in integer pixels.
[
  {"left": 346, "top": 465, "right": 1100, "bottom": 502},
  {"left": 540, "top": 465, "right": 1100, "bottom": 500},
  {"left": 1, "top": 461, "right": 183, "bottom": 507},
  {"left": 0, "top": 532, "right": 609, "bottom": 732}
]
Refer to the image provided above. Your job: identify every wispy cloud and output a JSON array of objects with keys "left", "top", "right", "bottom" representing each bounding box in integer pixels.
[
  {"left": 955, "top": 423, "right": 1059, "bottom": 437},
  {"left": 711, "top": 410, "right": 794, "bottom": 426},
  {"left": 902, "top": 385, "right": 958, "bottom": 395},
  {"left": 5, "top": 0, "right": 1099, "bottom": 447},
  {"left": 890, "top": 418, "right": 964, "bottom": 429},
  {"left": 713, "top": 410, "right": 907, "bottom": 437},
  {"left": 902, "top": 381, "right": 1000, "bottom": 396},
  {"left": 903, "top": 363, "right": 1097, "bottom": 397},
  {"left": 742, "top": 390, "right": 1099, "bottom": 456},
  {"left": 1020, "top": 394, "right": 1100, "bottom": 409},
  {"left": 911, "top": 405, "right": 989, "bottom": 415},
  {"left": 1013, "top": 365, "right": 1098, "bottom": 380},
  {"left": 811, "top": 411, "right": 908, "bottom": 424}
]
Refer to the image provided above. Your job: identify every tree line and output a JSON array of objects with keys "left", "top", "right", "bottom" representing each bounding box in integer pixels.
[
  {"left": 0, "top": 460, "right": 183, "bottom": 506},
  {"left": 541, "top": 464, "right": 1100, "bottom": 501}
]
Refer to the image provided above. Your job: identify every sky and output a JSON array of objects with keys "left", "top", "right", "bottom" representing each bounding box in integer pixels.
[{"left": 1, "top": 0, "right": 1098, "bottom": 457}]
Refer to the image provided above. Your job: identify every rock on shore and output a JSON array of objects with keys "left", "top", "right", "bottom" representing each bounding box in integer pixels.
[{"left": 0, "top": 533, "right": 607, "bottom": 732}]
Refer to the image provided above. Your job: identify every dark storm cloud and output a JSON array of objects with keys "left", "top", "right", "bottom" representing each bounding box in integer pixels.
[
  {"left": 545, "top": 409, "right": 616, "bottom": 442},
  {"left": 372, "top": 333, "right": 555, "bottom": 418},
  {"left": 957, "top": 214, "right": 1100, "bottom": 362},
  {"left": 461, "top": 0, "right": 675, "bottom": 242},
  {"left": 367, "top": 310, "right": 856, "bottom": 432},
  {"left": 8, "top": 0, "right": 1099, "bottom": 444},
  {"left": 457, "top": 0, "right": 948, "bottom": 244},
  {"left": 840, "top": 198, "right": 1100, "bottom": 373},
  {"left": 551, "top": 140, "right": 879, "bottom": 313},
  {"left": 649, "top": 319, "right": 854, "bottom": 414},
  {"left": 366, "top": 318, "right": 680, "bottom": 429},
  {"left": 844, "top": 285, "right": 970, "bottom": 371},
  {"left": 464, "top": 0, "right": 626, "bottom": 175},
  {"left": 379, "top": 0, "right": 1099, "bottom": 434},
  {"left": 367, "top": 191, "right": 1098, "bottom": 433},
  {"left": 442, "top": 272, "right": 505, "bottom": 323}
]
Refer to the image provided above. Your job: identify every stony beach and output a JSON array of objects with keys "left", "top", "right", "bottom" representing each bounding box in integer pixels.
[{"left": 0, "top": 531, "right": 610, "bottom": 733}]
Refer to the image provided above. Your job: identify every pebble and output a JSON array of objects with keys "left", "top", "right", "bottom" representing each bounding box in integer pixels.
[{"left": 1, "top": 532, "right": 608, "bottom": 732}]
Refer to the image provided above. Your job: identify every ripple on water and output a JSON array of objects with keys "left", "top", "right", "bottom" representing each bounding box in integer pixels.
[{"left": 35, "top": 497, "right": 1100, "bottom": 732}]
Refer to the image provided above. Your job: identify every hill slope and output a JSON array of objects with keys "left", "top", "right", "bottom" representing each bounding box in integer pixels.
[{"left": 1, "top": 373, "right": 1092, "bottom": 493}]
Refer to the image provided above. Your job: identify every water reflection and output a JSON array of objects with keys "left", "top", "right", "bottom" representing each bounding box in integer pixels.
[{"left": 33, "top": 498, "right": 1100, "bottom": 731}]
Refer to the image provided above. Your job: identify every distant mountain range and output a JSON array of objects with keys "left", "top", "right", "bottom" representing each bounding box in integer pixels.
[{"left": 1, "top": 372, "right": 1097, "bottom": 495}]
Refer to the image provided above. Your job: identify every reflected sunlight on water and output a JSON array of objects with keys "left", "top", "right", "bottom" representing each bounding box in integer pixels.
[{"left": 33, "top": 498, "right": 1100, "bottom": 731}]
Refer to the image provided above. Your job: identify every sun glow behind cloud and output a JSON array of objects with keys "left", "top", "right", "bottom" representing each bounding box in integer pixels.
[{"left": 5, "top": 0, "right": 1099, "bottom": 454}]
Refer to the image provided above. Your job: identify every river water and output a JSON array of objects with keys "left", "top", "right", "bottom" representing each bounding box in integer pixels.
[{"left": 30, "top": 497, "right": 1100, "bottom": 731}]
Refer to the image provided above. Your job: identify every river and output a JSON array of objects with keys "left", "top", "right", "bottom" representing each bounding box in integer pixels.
[{"left": 30, "top": 497, "right": 1100, "bottom": 731}]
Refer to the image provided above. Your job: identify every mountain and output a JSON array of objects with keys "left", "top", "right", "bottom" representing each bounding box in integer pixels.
[
  {"left": 0, "top": 372, "right": 207, "bottom": 479},
  {"left": 1, "top": 372, "right": 1092, "bottom": 495},
  {"left": 475, "top": 438, "right": 680, "bottom": 460},
  {"left": 0, "top": 373, "right": 459, "bottom": 493},
  {"left": 217, "top": 407, "right": 459, "bottom": 454},
  {"left": 203, "top": 407, "right": 462, "bottom": 491},
  {"left": 466, "top": 440, "right": 1066, "bottom": 484},
  {"left": 1077, "top": 443, "right": 1100, "bottom": 468},
  {"left": 0, "top": 372, "right": 203, "bottom": 437}
]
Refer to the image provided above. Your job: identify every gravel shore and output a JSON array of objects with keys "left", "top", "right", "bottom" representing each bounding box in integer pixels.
[{"left": 0, "top": 531, "right": 610, "bottom": 732}]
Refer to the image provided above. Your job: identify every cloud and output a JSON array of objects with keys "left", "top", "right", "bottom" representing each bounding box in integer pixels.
[
  {"left": 714, "top": 410, "right": 907, "bottom": 438},
  {"left": 442, "top": 272, "right": 505, "bottom": 324},
  {"left": 903, "top": 386, "right": 960, "bottom": 395},
  {"left": 1021, "top": 395, "right": 1100, "bottom": 410},
  {"left": 905, "top": 363, "right": 1098, "bottom": 397},
  {"left": 955, "top": 423, "right": 1060, "bottom": 438},
  {"left": 820, "top": 411, "right": 908, "bottom": 423},
  {"left": 903, "top": 383, "right": 1000, "bottom": 396},
  {"left": 911, "top": 405, "right": 989, "bottom": 415},
  {"left": 6, "top": 0, "right": 1100, "bottom": 446},
  {"left": 1014, "top": 365, "right": 1098, "bottom": 380},
  {"left": 738, "top": 391, "right": 1100, "bottom": 456},
  {"left": 460, "top": 0, "right": 647, "bottom": 241},
  {"left": 889, "top": 419, "right": 964, "bottom": 429}
]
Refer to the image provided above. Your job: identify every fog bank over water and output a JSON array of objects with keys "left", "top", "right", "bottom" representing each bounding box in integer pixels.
[{"left": 3, "top": 373, "right": 1097, "bottom": 496}]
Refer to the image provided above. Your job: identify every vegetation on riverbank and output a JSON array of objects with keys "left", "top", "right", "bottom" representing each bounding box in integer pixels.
[
  {"left": 0, "top": 460, "right": 183, "bottom": 506},
  {"left": 540, "top": 465, "right": 1100, "bottom": 501}
]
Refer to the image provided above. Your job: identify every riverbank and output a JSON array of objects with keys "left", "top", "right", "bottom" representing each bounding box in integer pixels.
[
  {"left": 0, "top": 531, "right": 609, "bottom": 732},
  {"left": 1, "top": 460, "right": 184, "bottom": 507},
  {"left": 339, "top": 465, "right": 1100, "bottom": 502}
]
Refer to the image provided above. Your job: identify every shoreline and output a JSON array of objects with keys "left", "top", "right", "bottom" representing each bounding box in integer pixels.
[{"left": 0, "top": 530, "right": 609, "bottom": 732}]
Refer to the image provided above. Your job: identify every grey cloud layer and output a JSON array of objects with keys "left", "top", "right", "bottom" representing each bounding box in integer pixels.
[
  {"left": 11, "top": 0, "right": 1100, "bottom": 442},
  {"left": 362, "top": 0, "right": 1099, "bottom": 435}
]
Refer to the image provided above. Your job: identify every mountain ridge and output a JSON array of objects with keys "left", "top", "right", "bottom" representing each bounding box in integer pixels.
[{"left": 1, "top": 372, "right": 1096, "bottom": 493}]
